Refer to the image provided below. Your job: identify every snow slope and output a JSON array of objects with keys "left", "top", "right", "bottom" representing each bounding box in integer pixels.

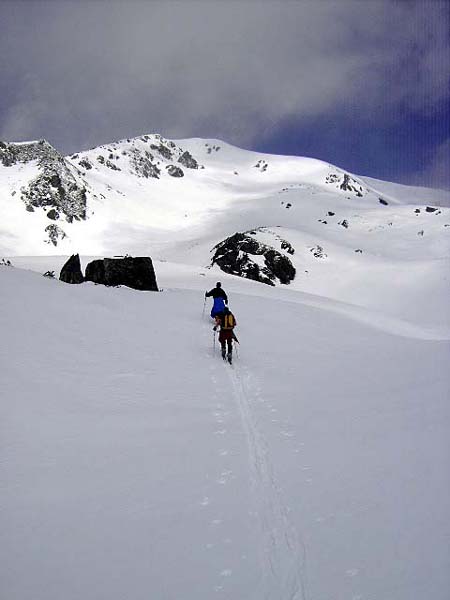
[
  {"left": 2, "top": 134, "right": 450, "bottom": 327},
  {"left": 1, "top": 134, "right": 449, "bottom": 599},
  {"left": 1, "top": 263, "right": 449, "bottom": 600}
]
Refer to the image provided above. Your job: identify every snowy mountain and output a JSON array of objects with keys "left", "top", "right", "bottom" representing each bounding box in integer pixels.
[
  {"left": 2, "top": 133, "right": 449, "bottom": 308},
  {"left": 1, "top": 133, "right": 449, "bottom": 257},
  {"left": 1, "top": 134, "right": 449, "bottom": 600}
]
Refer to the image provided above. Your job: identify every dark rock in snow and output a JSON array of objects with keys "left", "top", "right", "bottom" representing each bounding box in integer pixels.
[
  {"left": 211, "top": 231, "right": 296, "bottom": 286},
  {"left": 254, "top": 160, "right": 268, "bottom": 172},
  {"left": 426, "top": 206, "right": 437, "bottom": 213},
  {"left": 59, "top": 254, "right": 84, "bottom": 284},
  {"left": 327, "top": 211, "right": 335, "bottom": 216},
  {"left": 1, "top": 139, "right": 51, "bottom": 167},
  {"left": 150, "top": 143, "right": 173, "bottom": 160},
  {"left": 310, "top": 245, "right": 327, "bottom": 259},
  {"left": 325, "top": 174, "right": 339, "bottom": 184},
  {"left": 78, "top": 158, "right": 92, "bottom": 170},
  {"left": 3, "top": 140, "right": 88, "bottom": 225},
  {"left": 338, "top": 173, "right": 363, "bottom": 196},
  {"left": 105, "top": 160, "right": 121, "bottom": 171},
  {"left": 264, "top": 250, "right": 295, "bottom": 284},
  {"left": 129, "top": 148, "right": 160, "bottom": 179},
  {"left": 45, "top": 224, "right": 67, "bottom": 246},
  {"left": 379, "top": 198, "right": 388, "bottom": 205},
  {"left": 281, "top": 240, "right": 295, "bottom": 254},
  {"left": 46, "top": 208, "right": 59, "bottom": 220},
  {"left": 85, "top": 257, "right": 158, "bottom": 291},
  {"left": 339, "top": 219, "right": 349, "bottom": 228},
  {"left": 178, "top": 151, "right": 199, "bottom": 169},
  {"left": 166, "top": 165, "right": 184, "bottom": 177}
]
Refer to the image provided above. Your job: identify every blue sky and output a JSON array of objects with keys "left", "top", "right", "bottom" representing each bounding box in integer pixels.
[
  {"left": 257, "top": 102, "right": 450, "bottom": 186},
  {"left": 1, "top": 0, "right": 448, "bottom": 189}
]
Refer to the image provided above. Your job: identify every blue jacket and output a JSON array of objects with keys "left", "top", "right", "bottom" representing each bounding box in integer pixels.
[{"left": 211, "top": 297, "right": 226, "bottom": 317}]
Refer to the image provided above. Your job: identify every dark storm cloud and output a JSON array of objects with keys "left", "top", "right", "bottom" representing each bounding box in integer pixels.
[{"left": 1, "top": 0, "right": 448, "bottom": 186}]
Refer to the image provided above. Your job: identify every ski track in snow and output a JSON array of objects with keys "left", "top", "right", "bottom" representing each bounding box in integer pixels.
[{"left": 226, "top": 358, "right": 308, "bottom": 600}]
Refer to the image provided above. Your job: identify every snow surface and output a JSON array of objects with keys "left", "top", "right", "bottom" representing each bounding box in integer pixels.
[
  {"left": 1, "top": 134, "right": 450, "bottom": 599},
  {"left": 1, "top": 259, "right": 449, "bottom": 600}
]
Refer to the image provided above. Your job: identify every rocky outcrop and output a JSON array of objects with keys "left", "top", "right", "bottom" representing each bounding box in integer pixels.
[
  {"left": 309, "top": 245, "right": 327, "bottom": 259},
  {"left": 46, "top": 209, "right": 59, "bottom": 220},
  {"left": 85, "top": 257, "right": 158, "bottom": 291},
  {"left": 211, "top": 231, "right": 296, "bottom": 286},
  {"left": 264, "top": 250, "right": 295, "bottom": 284},
  {"left": 166, "top": 165, "right": 184, "bottom": 177},
  {"left": 280, "top": 240, "right": 295, "bottom": 255},
  {"left": 45, "top": 224, "right": 67, "bottom": 246},
  {"left": 21, "top": 169, "right": 87, "bottom": 224},
  {"left": 340, "top": 174, "right": 363, "bottom": 196},
  {"left": 59, "top": 254, "right": 84, "bottom": 284},
  {"left": 129, "top": 148, "right": 160, "bottom": 179},
  {"left": 178, "top": 151, "right": 199, "bottom": 169},
  {"left": 78, "top": 158, "right": 92, "bottom": 170},
  {"left": 1, "top": 139, "right": 56, "bottom": 167},
  {"left": 205, "top": 143, "right": 221, "bottom": 154},
  {"left": 1, "top": 139, "right": 86, "bottom": 242},
  {"left": 0, "top": 140, "right": 88, "bottom": 234},
  {"left": 150, "top": 142, "right": 174, "bottom": 160},
  {"left": 326, "top": 171, "right": 364, "bottom": 197},
  {"left": 254, "top": 159, "right": 268, "bottom": 172}
]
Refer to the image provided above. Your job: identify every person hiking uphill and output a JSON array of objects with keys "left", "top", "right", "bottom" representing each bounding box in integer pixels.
[
  {"left": 213, "top": 306, "right": 237, "bottom": 364},
  {"left": 205, "top": 282, "right": 228, "bottom": 318}
]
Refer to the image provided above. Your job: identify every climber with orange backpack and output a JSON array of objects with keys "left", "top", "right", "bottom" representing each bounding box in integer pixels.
[{"left": 213, "top": 306, "right": 238, "bottom": 364}]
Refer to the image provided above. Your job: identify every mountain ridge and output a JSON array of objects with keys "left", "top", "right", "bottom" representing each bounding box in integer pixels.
[{"left": 1, "top": 134, "right": 449, "bottom": 315}]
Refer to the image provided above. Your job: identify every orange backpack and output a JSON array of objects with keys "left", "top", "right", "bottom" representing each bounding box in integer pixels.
[{"left": 222, "top": 313, "right": 235, "bottom": 330}]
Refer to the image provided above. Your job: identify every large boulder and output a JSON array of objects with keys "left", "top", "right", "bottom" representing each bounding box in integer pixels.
[
  {"left": 85, "top": 256, "right": 158, "bottom": 291},
  {"left": 59, "top": 253, "right": 84, "bottom": 284}
]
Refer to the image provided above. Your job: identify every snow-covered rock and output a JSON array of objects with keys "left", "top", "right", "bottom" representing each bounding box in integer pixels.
[{"left": 211, "top": 229, "right": 296, "bottom": 286}]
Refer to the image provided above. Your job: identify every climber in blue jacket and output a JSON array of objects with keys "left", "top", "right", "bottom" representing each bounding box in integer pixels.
[{"left": 205, "top": 282, "right": 228, "bottom": 318}]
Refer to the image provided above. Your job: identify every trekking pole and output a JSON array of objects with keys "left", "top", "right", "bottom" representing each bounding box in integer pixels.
[
  {"left": 234, "top": 340, "right": 239, "bottom": 360},
  {"left": 213, "top": 331, "right": 216, "bottom": 354},
  {"left": 202, "top": 295, "right": 206, "bottom": 319}
]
